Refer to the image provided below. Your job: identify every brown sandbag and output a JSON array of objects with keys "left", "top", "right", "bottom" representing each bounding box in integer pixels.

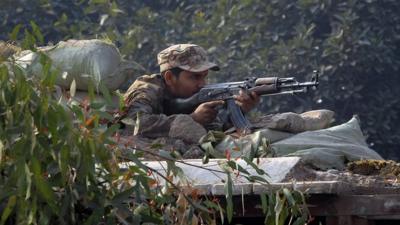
[{"left": 252, "top": 109, "right": 335, "bottom": 133}]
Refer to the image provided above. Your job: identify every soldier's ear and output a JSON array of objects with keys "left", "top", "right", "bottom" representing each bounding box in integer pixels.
[{"left": 163, "top": 70, "right": 176, "bottom": 86}]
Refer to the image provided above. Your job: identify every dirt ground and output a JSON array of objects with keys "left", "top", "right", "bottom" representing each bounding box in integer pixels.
[{"left": 283, "top": 159, "right": 400, "bottom": 194}]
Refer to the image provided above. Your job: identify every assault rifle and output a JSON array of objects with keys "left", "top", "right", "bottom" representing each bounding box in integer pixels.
[{"left": 164, "top": 70, "right": 319, "bottom": 134}]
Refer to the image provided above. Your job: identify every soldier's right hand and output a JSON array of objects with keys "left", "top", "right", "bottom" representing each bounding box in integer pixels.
[{"left": 191, "top": 100, "right": 225, "bottom": 125}]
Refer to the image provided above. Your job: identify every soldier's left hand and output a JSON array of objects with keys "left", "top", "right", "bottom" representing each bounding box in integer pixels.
[{"left": 234, "top": 90, "right": 260, "bottom": 113}]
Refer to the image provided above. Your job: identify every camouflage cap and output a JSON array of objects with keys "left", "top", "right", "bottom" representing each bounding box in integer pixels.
[{"left": 157, "top": 44, "right": 220, "bottom": 73}]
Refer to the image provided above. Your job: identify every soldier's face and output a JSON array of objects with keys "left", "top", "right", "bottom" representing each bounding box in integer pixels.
[{"left": 169, "top": 70, "right": 208, "bottom": 98}]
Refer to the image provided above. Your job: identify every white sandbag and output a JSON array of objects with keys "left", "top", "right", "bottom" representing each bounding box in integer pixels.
[{"left": 15, "top": 39, "right": 133, "bottom": 91}]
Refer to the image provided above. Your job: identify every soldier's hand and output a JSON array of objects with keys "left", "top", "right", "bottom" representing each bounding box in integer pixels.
[
  {"left": 234, "top": 90, "right": 260, "bottom": 113},
  {"left": 191, "top": 100, "right": 225, "bottom": 125}
]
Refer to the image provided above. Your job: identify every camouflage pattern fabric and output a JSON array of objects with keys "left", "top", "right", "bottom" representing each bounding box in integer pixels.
[
  {"left": 117, "top": 74, "right": 226, "bottom": 142},
  {"left": 157, "top": 44, "right": 219, "bottom": 73},
  {"left": 119, "top": 74, "right": 176, "bottom": 137}
]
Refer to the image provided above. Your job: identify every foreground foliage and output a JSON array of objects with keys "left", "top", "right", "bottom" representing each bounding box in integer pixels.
[{"left": 0, "top": 31, "right": 309, "bottom": 224}]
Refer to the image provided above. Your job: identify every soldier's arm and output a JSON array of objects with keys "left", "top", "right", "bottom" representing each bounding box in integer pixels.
[
  {"left": 122, "top": 99, "right": 178, "bottom": 138},
  {"left": 121, "top": 78, "right": 205, "bottom": 139}
]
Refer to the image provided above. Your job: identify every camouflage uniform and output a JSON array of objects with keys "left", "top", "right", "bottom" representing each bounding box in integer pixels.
[{"left": 118, "top": 44, "right": 222, "bottom": 142}]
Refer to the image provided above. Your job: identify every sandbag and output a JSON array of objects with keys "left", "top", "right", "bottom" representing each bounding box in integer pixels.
[
  {"left": 271, "top": 116, "right": 383, "bottom": 170},
  {"left": 200, "top": 128, "right": 294, "bottom": 158},
  {"left": 203, "top": 114, "right": 382, "bottom": 170},
  {"left": 251, "top": 109, "right": 335, "bottom": 133},
  {"left": 15, "top": 39, "right": 137, "bottom": 91},
  {"left": 169, "top": 114, "right": 207, "bottom": 144}
]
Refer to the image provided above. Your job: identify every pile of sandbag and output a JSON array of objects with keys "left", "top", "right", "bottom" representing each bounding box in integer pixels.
[
  {"left": 13, "top": 39, "right": 143, "bottom": 91},
  {"left": 201, "top": 111, "right": 383, "bottom": 170}
]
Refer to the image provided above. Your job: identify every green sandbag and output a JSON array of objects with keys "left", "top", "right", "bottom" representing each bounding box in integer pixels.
[
  {"left": 205, "top": 116, "right": 382, "bottom": 170},
  {"left": 271, "top": 116, "right": 383, "bottom": 170}
]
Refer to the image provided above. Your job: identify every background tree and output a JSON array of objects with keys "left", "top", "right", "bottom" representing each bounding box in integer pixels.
[{"left": 1, "top": 0, "right": 399, "bottom": 160}]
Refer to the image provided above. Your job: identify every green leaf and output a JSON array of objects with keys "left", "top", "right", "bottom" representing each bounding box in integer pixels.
[
  {"left": 31, "top": 157, "right": 58, "bottom": 213},
  {"left": 192, "top": 201, "right": 213, "bottom": 214},
  {"left": 59, "top": 146, "right": 69, "bottom": 180},
  {"left": 260, "top": 193, "right": 268, "bottom": 214},
  {"left": 242, "top": 157, "right": 267, "bottom": 176},
  {"left": 83, "top": 207, "right": 104, "bottom": 225},
  {"left": 133, "top": 112, "right": 141, "bottom": 135},
  {"left": 0, "top": 195, "right": 17, "bottom": 225},
  {"left": 30, "top": 21, "right": 44, "bottom": 44},
  {"left": 70, "top": 79, "right": 76, "bottom": 98},
  {"left": 200, "top": 141, "right": 224, "bottom": 158},
  {"left": 99, "top": 82, "right": 112, "bottom": 105},
  {"left": 202, "top": 154, "right": 209, "bottom": 164},
  {"left": 228, "top": 161, "right": 250, "bottom": 175},
  {"left": 158, "top": 150, "right": 175, "bottom": 161},
  {"left": 292, "top": 217, "right": 307, "bottom": 225},
  {"left": 90, "top": 101, "right": 105, "bottom": 109},
  {"left": 127, "top": 153, "right": 149, "bottom": 171},
  {"left": 96, "top": 110, "right": 114, "bottom": 121},
  {"left": 22, "top": 29, "right": 36, "bottom": 50},
  {"left": 253, "top": 175, "right": 270, "bottom": 183},
  {"left": 102, "top": 123, "right": 120, "bottom": 137},
  {"left": 9, "top": 24, "right": 22, "bottom": 41},
  {"left": 25, "top": 163, "right": 32, "bottom": 200},
  {"left": 0, "top": 195, "right": 16, "bottom": 225},
  {"left": 224, "top": 172, "right": 233, "bottom": 223},
  {"left": 274, "top": 189, "right": 293, "bottom": 225},
  {"left": 283, "top": 188, "right": 296, "bottom": 207},
  {"left": 111, "top": 187, "right": 136, "bottom": 205},
  {"left": 90, "top": 0, "right": 108, "bottom": 4},
  {"left": 0, "top": 141, "right": 4, "bottom": 163}
]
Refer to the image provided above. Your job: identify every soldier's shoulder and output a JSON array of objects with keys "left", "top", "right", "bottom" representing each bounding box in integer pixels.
[
  {"left": 124, "top": 74, "right": 164, "bottom": 100},
  {"left": 136, "top": 74, "right": 162, "bottom": 82},
  {"left": 126, "top": 74, "right": 162, "bottom": 89}
]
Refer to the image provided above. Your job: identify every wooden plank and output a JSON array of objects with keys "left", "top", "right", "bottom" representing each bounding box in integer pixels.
[
  {"left": 211, "top": 183, "right": 253, "bottom": 195},
  {"left": 308, "top": 194, "right": 400, "bottom": 217},
  {"left": 212, "top": 194, "right": 400, "bottom": 220},
  {"left": 326, "top": 216, "right": 375, "bottom": 225},
  {"left": 120, "top": 157, "right": 301, "bottom": 187},
  {"left": 253, "top": 181, "right": 351, "bottom": 195},
  {"left": 364, "top": 215, "right": 400, "bottom": 220},
  {"left": 211, "top": 181, "right": 350, "bottom": 195}
]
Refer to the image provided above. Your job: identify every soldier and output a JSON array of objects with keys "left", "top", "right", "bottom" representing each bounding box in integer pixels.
[{"left": 117, "top": 44, "right": 260, "bottom": 142}]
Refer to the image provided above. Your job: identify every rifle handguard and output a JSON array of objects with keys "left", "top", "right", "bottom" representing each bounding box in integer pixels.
[
  {"left": 249, "top": 84, "right": 279, "bottom": 95},
  {"left": 255, "top": 77, "right": 278, "bottom": 85}
]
